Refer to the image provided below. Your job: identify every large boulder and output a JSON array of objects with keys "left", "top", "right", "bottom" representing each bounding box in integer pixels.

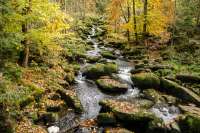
[
  {"left": 143, "top": 89, "right": 177, "bottom": 104},
  {"left": 176, "top": 74, "right": 200, "bottom": 83},
  {"left": 160, "top": 78, "right": 200, "bottom": 106},
  {"left": 101, "top": 51, "right": 117, "bottom": 59},
  {"left": 86, "top": 56, "right": 101, "bottom": 63},
  {"left": 99, "top": 99, "right": 156, "bottom": 126},
  {"left": 96, "top": 76, "right": 128, "bottom": 93},
  {"left": 131, "top": 73, "right": 160, "bottom": 89},
  {"left": 82, "top": 63, "right": 118, "bottom": 79}
]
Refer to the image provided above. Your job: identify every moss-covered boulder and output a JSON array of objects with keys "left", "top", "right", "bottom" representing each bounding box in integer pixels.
[
  {"left": 147, "top": 117, "right": 181, "bottom": 133},
  {"left": 160, "top": 78, "right": 200, "bottom": 106},
  {"left": 143, "top": 89, "right": 161, "bottom": 103},
  {"left": 101, "top": 51, "right": 117, "bottom": 59},
  {"left": 57, "top": 89, "right": 83, "bottom": 113},
  {"left": 103, "top": 127, "right": 134, "bottom": 133},
  {"left": 176, "top": 74, "right": 200, "bottom": 83},
  {"left": 131, "top": 73, "right": 160, "bottom": 89},
  {"left": 99, "top": 99, "right": 156, "bottom": 125},
  {"left": 97, "top": 112, "right": 117, "bottom": 126},
  {"left": 96, "top": 77, "right": 128, "bottom": 93},
  {"left": 82, "top": 63, "right": 118, "bottom": 79},
  {"left": 86, "top": 56, "right": 101, "bottom": 63},
  {"left": 178, "top": 106, "right": 200, "bottom": 133}
]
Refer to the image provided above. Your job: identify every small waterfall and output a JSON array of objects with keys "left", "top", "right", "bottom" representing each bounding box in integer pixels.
[
  {"left": 116, "top": 59, "right": 140, "bottom": 100},
  {"left": 86, "top": 26, "right": 101, "bottom": 57},
  {"left": 151, "top": 104, "right": 180, "bottom": 124}
]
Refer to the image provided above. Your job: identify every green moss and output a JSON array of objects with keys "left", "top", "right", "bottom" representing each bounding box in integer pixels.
[
  {"left": 143, "top": 89, "right": 160, "bottom": 103},
  {"left": 99, "top": 99, "right": 156, "bottom": 124},
  {"left": 180, "top": 115, "right": 200, "bottom": 133},
  {"left": 160, "top": 78, "right": 200, "bottom": 105},
  {"left": 83, "top": 63, "right": 118, "bottom": 79},
  {"left": 101, "top": 51, "right": 117, "bottom": 59},
  {"left": 131, "top": 73, "right": 160, "bottom": 89},
  {"left": 19, "top": 96, "right": 35, "bottom": 108},
  {"left": 64, "top": 71, "right": 75, "bottom": 84},
  {"left": 96, "top": 78, "right": 128, "bottom": 93},
  {"left": 86, "top": 56, "right": 101, "bottom": 63},
  {"left": 97, "top": 113, "right": 117, "bottom": 126}
]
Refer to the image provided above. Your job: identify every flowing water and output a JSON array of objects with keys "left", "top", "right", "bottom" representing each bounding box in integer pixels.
[{"left": 48, "top": 26, "right": 180, "bottom": 133}]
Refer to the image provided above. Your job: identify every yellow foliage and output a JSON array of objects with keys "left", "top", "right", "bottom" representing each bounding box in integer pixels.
[{"left": 107, "top": 0, "right": 175, "bottom": 39}]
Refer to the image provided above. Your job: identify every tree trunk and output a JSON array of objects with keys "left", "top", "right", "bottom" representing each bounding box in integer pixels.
[
  {"left": 22, "top": 40, "right": 30, "bottom": 67},
  {"left": 196, "top": 0, "right": 200, "bottom": 25},
  {"left": 171, "top": 0, "right": 176, "bottom": 46},
  {"left": 127, "top": 0, "right": 130, "bottom": 42},
  {"left": 22, "top": 0, "right": 31, "bottom": 67},
  {"left": 143, "top": 0, "right": 148, "bottom": 39},
  {"left": 132, "top": 0, "right": 138, "bottom": 43}
]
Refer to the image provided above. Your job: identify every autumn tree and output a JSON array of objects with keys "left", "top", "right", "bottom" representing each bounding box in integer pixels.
[{"left": 106, "top": 0, "right": 174, "bottom": 42}]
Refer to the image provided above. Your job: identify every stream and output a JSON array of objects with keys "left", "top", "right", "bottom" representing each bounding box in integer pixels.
[{"left": 48, "top": 25, "right": 180, "bottom": 133}]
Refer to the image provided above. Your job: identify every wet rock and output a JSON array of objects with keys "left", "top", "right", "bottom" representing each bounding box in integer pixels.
[
  {"left": 101, "top": 51, "right": 117, "bottom": 59},
  {"left": 176, "top": 74, "right": 200, "bottom": 83},
  {"left": 97, "top": 112, "right": 117, "bottom": 126},
  {"left": 96, "top": 77, "right": 128, "bottom": 93},
  {"left": 99, "top": 99, "right": 156, "bottom": 124},
  {"left": 160, "top": 78, "right": 200, "bottom": 106},
  {"left": 82, "top": 63, "right": 118, "bottom": 79},
  {"left": 103, "top": 127, "right": 134, "bottom": 133},
  {"left": 57, "top": 89, "right": 83, "bottom": 113},
  {"left": 131, "top": 73, "right": 160, "bottom": 89}
]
